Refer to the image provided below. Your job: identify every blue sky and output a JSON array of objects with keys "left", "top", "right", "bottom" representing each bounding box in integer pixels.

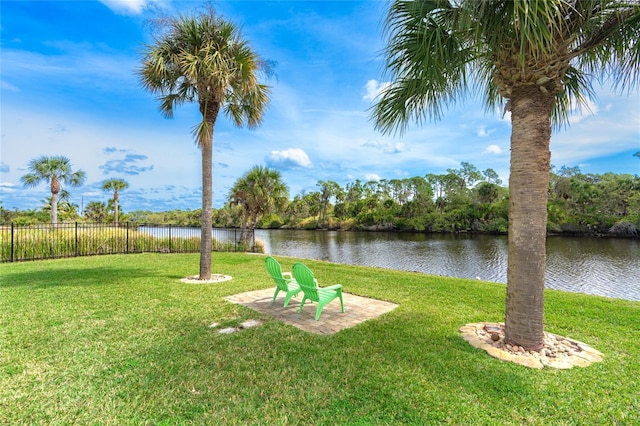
[{"left": 1, "top": 0, "right": 639, "bottom": 213}]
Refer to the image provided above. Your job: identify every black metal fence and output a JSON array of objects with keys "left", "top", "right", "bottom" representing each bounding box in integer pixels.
[{"left": 0, "top": 222, "right": 254, "bottom": 262}]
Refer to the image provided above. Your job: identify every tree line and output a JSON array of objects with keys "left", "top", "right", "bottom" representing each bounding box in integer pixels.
[
  {"left": 6, "top": 160, "right": 636, "bottom": 239},
  {"left": 215, "top": 162, "right": 639, "bottom": 238}
]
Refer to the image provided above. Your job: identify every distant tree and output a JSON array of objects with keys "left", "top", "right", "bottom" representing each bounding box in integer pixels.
[
  {"left": 228, "top": 166, "right": 289, "bottom": 242},
  {"left": 316, "top": 180, "right": 342, "bottom": 227},
  {"left": 84, "top": 201, "right": 108, "bottom": 223},
  {"left": 474, "top": 182, "right": 501, "bottom": 205},
  {"left": 41, "top": 190, "right": 80, "bottom": 222},
  {"left": 482, "top": 168, "right": 502, "bottom": 186},
  {"left": 285, "top": 193, "right": 311, "bottom": 223},
  {"left": 20, "top": 155, "right": 86, "bottom": 224},
  {"left": 101, "top": 178, "right": 129, "bottom": 226},
  {"left": 450, "top": 161, "right": 482, "bottom": 188},
  {"left": 139, "top": 7, "right": 271, "bottom": 279},
  {"left": 373, "top": 0, "right": 640, "bottom": 349}
]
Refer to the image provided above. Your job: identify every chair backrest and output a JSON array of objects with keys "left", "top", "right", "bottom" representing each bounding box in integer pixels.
[
  {"left": 265, "top": 256, "right": 291, "bottom": 291},
  {"left": 292, "top": 263, "right": 319, "bottom": 302}
]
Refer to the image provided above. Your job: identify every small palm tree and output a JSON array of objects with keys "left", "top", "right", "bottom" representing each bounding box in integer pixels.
[
  {"left": 101, "top": 178, "right": 129, "bottom": 226},
  {"left": 139, "top": 7, "right": 271, "bottom": 280},
  {"left": 229, "top": 166, "right": 289, "bottom": 243},
  {"left": 373, "top": 0, "right": 639, "bottom": 349},
  {"left": 84, "top": 201, "right": 109, "bottom": 223},
  {"left": 21, "top": 155, "right": 86, "bottom": 224}
]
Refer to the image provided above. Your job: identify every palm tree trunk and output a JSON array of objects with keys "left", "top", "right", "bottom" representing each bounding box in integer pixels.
[
  {"left": 51, "top": 193, "right": 59, "bottom": 225},
  {"left": 240, "top": 210, "right": 250, "bottom": 243},
  {"left": 505, "top": 86, "right": 555, "bottom": 350},
  {"left": 50, "top": 177, "right": 60, "bottom": 225},
  {"left": 114, "top": 191, "right": 119, "bottom": 226},
  {"left": 199, "top": 127, "right": 214, "bottom": 280}
]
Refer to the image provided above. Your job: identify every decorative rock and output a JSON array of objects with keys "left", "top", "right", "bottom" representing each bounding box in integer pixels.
[
  {"left": 240, "top": 320, "right": 262, "bottom": 328},
  {"left": 459, "top": 322, "right": 604, "bottom": 369},
  {"left": 211, "top": 319, "right": 263, "bottom": 333},
  {"left": 180, "top": 274, "right": 232, "bottom": 284}
]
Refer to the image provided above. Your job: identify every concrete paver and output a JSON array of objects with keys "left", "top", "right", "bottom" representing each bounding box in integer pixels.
[{"left": 225, "top": 288, "right": 398, "bottom": 335}]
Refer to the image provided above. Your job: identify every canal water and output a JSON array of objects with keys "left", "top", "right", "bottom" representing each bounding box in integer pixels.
[{"left": 255, "top": 229, "right": 640, "bottom": 302}]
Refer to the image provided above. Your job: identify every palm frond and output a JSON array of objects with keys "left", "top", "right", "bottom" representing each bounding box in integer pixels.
[
  {"left": 191, "top": 120, "right": 213, "bottom": 148},
  {"left": 551, "top": 66, "right": 597, "bottom": 130},
  {"left": 373, "top": 0, "right": 639, "bottom": 133},
  {"left": 372, "top": 0, "right": 474, "bottom": 135},
  {"left": 139, "top": 6, "right": 271, "bottom": 139}
]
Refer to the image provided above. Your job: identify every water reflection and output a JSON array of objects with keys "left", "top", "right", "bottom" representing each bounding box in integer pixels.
[{"left": 255, "top": 230, "right": 639, "bottom": 302}]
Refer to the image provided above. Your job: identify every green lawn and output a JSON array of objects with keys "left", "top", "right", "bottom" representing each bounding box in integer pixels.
[{"left": 1, "top": 253, "right": 638, "bottom": 425}]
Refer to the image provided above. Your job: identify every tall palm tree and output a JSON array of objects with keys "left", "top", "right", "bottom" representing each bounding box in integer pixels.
[
  {"left": 373, "top": 0, "right": 640, "bottom": 349},
  {"left": 21, "top": 155, "right": 86, "bottom": 224},
  {"left": 139, "top": 7, "right": 271, "bottom": 279},
  {"left": 228, "top": 166, "right": 289, "bottom": 242},
  {"left": 101, "top": 178, "right": 129, "bottom": 226}
]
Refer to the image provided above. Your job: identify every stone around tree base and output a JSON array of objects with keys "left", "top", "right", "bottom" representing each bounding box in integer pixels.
[
  {"left": 180, "top": 274, "right": 232, "bottom": 284},
  {"left": 460, "top": 322, "right": 603, "bottom": 369}
]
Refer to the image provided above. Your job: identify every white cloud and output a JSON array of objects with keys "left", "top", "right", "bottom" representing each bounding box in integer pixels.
[
  {"left": 265, "top": 148, "right": 312, "bottom": 169},
  {"left": 364, "top": 173, "right": 381, "bottom": 182},
  {"left": 362, "top": 79, "right": 391, "bottom": 102},
  {"left": 0, "top": 182, "right": 18, "bottom": 193},
  {"left": 477, "top": 126, "right": 496, "bottom": 137},
  {"left": 99, "top": 0, "right": 152, "bottom": 15},
  {"left": 1, "top": 80, "right": 20, "bottom": 92},
  {"left": 568, "top": 98, "right": 599, "bottom": 124},
  {"left": 362, "top": 139, "right": 406, "bottom": 154},
  {"left": 483, "top": 144, "right": 503, "bottom": 154}
]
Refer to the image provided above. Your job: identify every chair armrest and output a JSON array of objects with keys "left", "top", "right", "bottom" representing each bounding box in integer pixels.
[{"left": 322, "top": 284, "right": 342, "bottom": 291}]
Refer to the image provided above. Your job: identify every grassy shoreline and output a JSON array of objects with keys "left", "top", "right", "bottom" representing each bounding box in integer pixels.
[{"left": 1, "top": 253, "right": 638, "bottom": 425}]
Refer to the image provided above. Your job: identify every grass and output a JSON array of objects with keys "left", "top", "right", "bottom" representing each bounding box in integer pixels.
[
  {"left": 1, "top": 253, "right": 638, "bottom": 425},
  {"left": 1, "top": 226, "right": 254, "bottom": 262}
]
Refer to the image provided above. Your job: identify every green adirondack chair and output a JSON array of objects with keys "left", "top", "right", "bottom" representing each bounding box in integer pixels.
[
  {"left": 292, "top": 262, "right": 344, "bottom": 320},
  {"left": 265, "top": 256, "right": 302, "bottom": 307}
]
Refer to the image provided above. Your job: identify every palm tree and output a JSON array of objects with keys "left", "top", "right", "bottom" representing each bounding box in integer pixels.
[
  {"left": 41, "top": 190, "right": 80, "bottom": 222},
  {"left": 21, "top": 155, "right": 86, "bottom": 224},
  {"left": 101, "top": 178, "right": 129, "bottom": 226},
  {"left": 228, "top": 166, "right": 289, "bottom": 243},
  {"left": 84, "top": 201, "right": 108, "bottom": 223},
  {"left": 139, "top": 7, "right": 271, "bottom": 280},
  {"left": 372, "top": 0, "right": 639, "bottom": 349}
]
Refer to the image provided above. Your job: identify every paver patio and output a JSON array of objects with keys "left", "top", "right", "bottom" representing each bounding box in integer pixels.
[{"left": 225, "top": 288, "right": 398, "bottom": 335}]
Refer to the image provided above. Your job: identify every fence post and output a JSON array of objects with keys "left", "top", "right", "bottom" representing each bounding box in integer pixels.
[
  {"left": 10, "top": 223, "right": 15, "bottom": 262},
  {"left": 75, "top": 222, "right": 79, "bottom": 257},
  {"left": 169, "top": 224, "right": 172, "bottom": 253},
  {"left": 126, "top": 222, "right": 129, "bottom": 254}
]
